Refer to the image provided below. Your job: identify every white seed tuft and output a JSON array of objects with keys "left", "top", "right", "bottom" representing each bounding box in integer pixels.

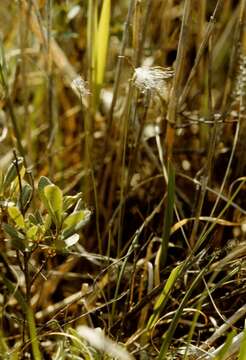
[
  {"left": 133, "top": 66, "right": 174, "bottom": 93},
  {"left": 71, "top": 76, "right": 90, "bottom": 97}
]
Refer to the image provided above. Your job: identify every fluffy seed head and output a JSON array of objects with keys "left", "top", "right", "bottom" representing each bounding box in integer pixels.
[
  {"left": 71, "top": 76, "right": 90, "bottom": 96},
  {"left": 133, "top": 66, "right": 174, "bottom": 93}
]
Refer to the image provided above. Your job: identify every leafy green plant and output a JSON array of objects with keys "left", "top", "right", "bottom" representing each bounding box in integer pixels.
[{"left": 0, "top": 157, "right": 91, "bottom": 358}]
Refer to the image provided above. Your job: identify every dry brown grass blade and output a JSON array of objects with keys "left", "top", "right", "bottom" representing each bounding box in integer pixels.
[
  {"left": 170, "top": 216, "right": 245, "bottom": 236},
  {"left": 19, "top": 0, "right": 86, "bottom": 105},
  {"left": 201, "top": 304, "right": 246, "bottom": 351}
]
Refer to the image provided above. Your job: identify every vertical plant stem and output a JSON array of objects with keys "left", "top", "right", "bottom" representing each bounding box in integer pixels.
[
  {"left": 190, "top": 35, "right": 217, "bottom": 248},
  {"left": 179, "top": 0, "right": 223, "bottom": 108},
  {"left": 46, "top": 0, "right": 55, "bottom": 176},
  {"left": 117, "top": 82, "right": 133, "bottom": 258},
  {"left": 137, "top": 0, "right": 151, "bottom": 65},
  {"left": 160, "top": 161, "right": 175, "bottom": 268},
  {"left": 107, "top": 0, "right": 135, "bottom": 130},
  {"left": 166, "top": 0, "right": 191, "bottom": 159},
  {"left": 87, "top": 0, "right": 97, "bottom": 119},
  {"left": 85, "top": 0, "right": 97, "bottom": 194},
  {"left": 3, "top": 276, "right": 41, "bottom": 360},
  {"left": 132, "top": 0, "right": 142, "bottom": 67},
  {"left": 0, "top": 61, "right": 27, "bottom": 167},
  {"left": 158, "top": 262, "right": 210, "bottom": 359},
  {"left": 18, "top": 0, "right": 31, "bottom": 161},
  {"left": 83, "top": 99, "right": 102, "bottom": 253},
  {"left": 199, "top": 1, "right": 246, "bottom": 242}
]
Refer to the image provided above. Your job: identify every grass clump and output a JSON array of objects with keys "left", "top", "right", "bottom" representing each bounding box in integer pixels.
[{"left": 0, "top": 1, "right": 246, "bottom": 359}]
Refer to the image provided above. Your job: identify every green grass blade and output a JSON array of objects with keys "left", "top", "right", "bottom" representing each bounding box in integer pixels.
[
  {"left": 214, "top": 330, "right": 237, "bottom": 360},
  {"left": 160, "top": 161, "right": 175, "bottom": 268},
  {"left": 2, "top": 276, "right": 41, "bottom": 360},
  {"left": 158, "top": 262, "right": 210, "bottom": 359},
  {"left": 96, "top": 0, "right": 111, "bottom": 86},
  {"left": 87, "top": 0, "right": 98, "bottom": 85},
  {"left": 239, "top": 329, "right": 246, "bottom": 360},
  {"left": 147, "top": 263, "right": 182, "bottom": 330}
]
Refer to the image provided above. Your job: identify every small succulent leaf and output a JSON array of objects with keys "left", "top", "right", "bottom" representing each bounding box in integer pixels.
[
  {"left": 7, "top": 206, "right": 25, "bottom": 229},
  {"left": 38, "top": 176, "right": 52, "bottom": 194},
  {"left": 26, "top": 225, "right": 38, "bottom": 240},
  {"left": 34, "top": 210, "right": 44, "bottom": 225},
  {"left": 63, "top": 192, "right": 82, "bottom": 212},
  {"left": 64, "top": 233, "right": 80, "bottom": 248},
  {"left": 3, "top": 157, "right": 24, "bottom": 190},
  {"left": 54, "top": 237, "right": 66, "bottom": 251},
  {"left": 44, "top": 184, "right": 63, "bottom": 227},
  {"left": 44, "top": 213, "right": 52, "bottom": 232},
  {"left": 19, "top": 183, "right": 33, "bottom": 210},
  {"left": 3, "top": 223, "right": 25, "bottom": 251},
  {"left": 9, "top": 166, "right": 26, "bottom": 198},
  {"left": 38, "top": 176, "right": 53, "bottom": 210},
  {"left": 28, "top": 213, "right": 38, "bottom": 225},
  {"left": 63, "top": 210, "right": 86, "bottom": 229},
  {"left": 74, "top": 198, "right": 83, "bottom": 212},
  {"left": 62, "top": 210, "right": 91, "bottom": 239}
]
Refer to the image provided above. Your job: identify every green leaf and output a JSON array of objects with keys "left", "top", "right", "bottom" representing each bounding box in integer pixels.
[
  {"left": 64, "top": 233, "right": 80, "bottom": 248},
  {"left": 62, "top": 210, "right": 91, "bottom": 239},
  {"left": 239, "top": 329, "right": 246, "bottom": 360},
  {"left": 28, "top": 213, "right": 38, "bottom": 225},
  {"left": 96, "top": 0, "right": 111, "bottom": 86},
  {"left": 214, "top": 329, "right": 236, "bottom": 360},
  {"left": 44, "top": 184, "right": 63, "bottom": 228},
  {"left": 147, "top": 264, "right": 181, "bottom": 330},
  {"left": 26, "top": 225, "right": 38, "bottom": 240},
  {"left": 43, "top": 214, "right": 52, "bottom": 232},
  {"left": 63, "top": 192, "right": 82, "bottom": 212},
  {"left": 38, "top": 176, "right": 52, "bottom": 192},
  {"left": 2, "top": 276, "right": 42, "bottom": 360},
  {"left": 38, "top": 176, "right": 52, "bottom": 209},
  {"left": 8, "top": 206, "right": 25, "bottom": 229},
  {"left": 19, "top": 183, "right": 33, "bottom": 210},
  {"left": 3, "top": 223, "right": 25, "bottom": 251},
  {"left": 3, "top": 157, "right": 23, "bottom": 190}
]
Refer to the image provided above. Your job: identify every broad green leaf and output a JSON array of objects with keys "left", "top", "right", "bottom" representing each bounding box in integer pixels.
[
  {"left": 10, "top": 165, "right": 26, "bottom": 195},
  {"left": 43, "top": 214, "right": 52, "bottom": 232},
  {"left": 38, "top": 176, "right": 52, "bottom": 210},
  {"left": 63, "top": 192, "right": 82, "bottom": 212},
  {"left": 64, "top": 233, "right": 80, "bottom": 248},
  {"left": 44, "top": 184, "right": 63, "bottom": 227},
  {"left": 96, "top": 0, "right": 111, "bottom": 86},
  {"left": 62, "top": 210, "right": 91, "bottom": 239},
  {"left": 3, "top": 157, "right": 23, "bottom": 190},
  {"left": 19, "top": 183, "right": 33, "bottom": 210},
  {"left": 38, "top": 176, "right": 52, "bottom": 195},
  {"left": 3, "top": 223, "right": 25, "bottom": 251},
  {"left": 26, "top": 225, "right": 38, "bottom": 240},
  {"left": 7, "top": 206, "right": 25, "bottom": 229}
]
